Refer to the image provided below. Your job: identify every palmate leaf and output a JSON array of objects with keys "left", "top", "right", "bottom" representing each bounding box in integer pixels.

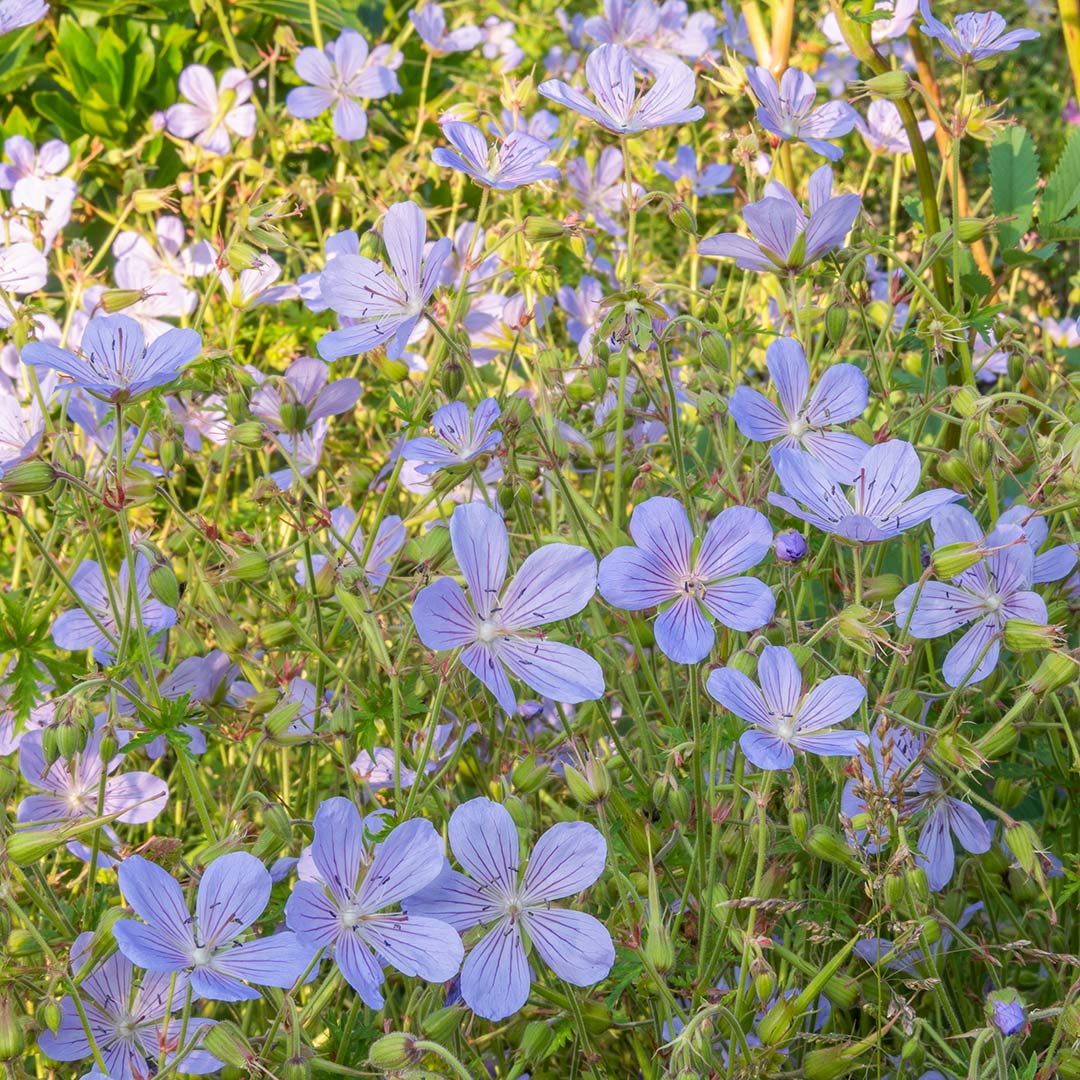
[
  {"left": 0, "top": 591, "right": 72, "bottom": 727},
  {"left": 989, "top": 126, "right": 1038, "bottom": 251}
]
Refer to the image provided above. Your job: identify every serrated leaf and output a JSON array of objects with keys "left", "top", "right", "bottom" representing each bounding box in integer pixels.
[
  {"left": 1001, "top": 243, "right": 1058, "bottom": 266},
  {"left": 990, "top": 126, "right": 1038, "bottom": 251},
  {"left": 1041, "top": 214, "right": 1080, "bottom": 241},
  {"left": 1042, "top": 125, "right": 1080, "bottom": 224},
  {"left": 960, "top": 272, "right": 991, "bottom": 299}
]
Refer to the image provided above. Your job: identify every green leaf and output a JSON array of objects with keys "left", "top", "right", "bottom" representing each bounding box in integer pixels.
[
  {"left": 1041, "top": 215, "right": 1080, "bottom": 241},
  {"left": 960, "top": 272, "right": 991, "bottom": 299},
  {"left": 1042, "top": 125, "right": 1080, "bottom": 225},
  {"left": 989, "top": 126, "right": 1038, "bottom": 251},
  {"left": 1001, "top": 243, "right": 1058, "bottom": 266}
]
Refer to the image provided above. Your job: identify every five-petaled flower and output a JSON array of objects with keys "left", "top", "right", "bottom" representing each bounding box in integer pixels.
[
  {"left": 402, "top": 397, "right": 501, "bottom": 474},
  {"left": 250, "top": 355, "right": 362, "bottom": 434},
  {"left": 706, "top": 644, "right": 865, "bottom": 770},
  {"left": 409, "top": 1, "right": 482, "bottom": 54},
  {"left": 918, "top": 0, "right": 1039, "bottom": 66},
  {"left": 411, "top": 502, "right": 604, "bottom": 713},
  {"left": 597, "top": 496, "right": 775, "bottom": 665},
  {"left": 403, "top": 797, "right": 614, "bottom": 1021},
  {"left": 746, "top": 65, "right": 856, "bottom": 161},
  {"left": 432, "top": 120, "right": 561, "bottom": 190},
  {"left": 285, "top": 797, "right": 463, "bottom": 1007},
  {"left": 165, "top": 65, "right": 257, "bottom": 155}
]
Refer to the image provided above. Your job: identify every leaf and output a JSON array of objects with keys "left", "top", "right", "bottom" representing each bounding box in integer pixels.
[
  {"left": 960, "top": 272, "right": 991, "bottom": 299},
  {"left": 989, "top": 126, "right": 1038, "bottom": 251},
  {"left": 1041, "top": 215, "right": 1080, "bottom": 241},
  {"left": 1001, "top": 243, "right": 1058, "bottom": 266},
  {"left": 1042, "top": 125, "right": 1080, "bottom": 225}
]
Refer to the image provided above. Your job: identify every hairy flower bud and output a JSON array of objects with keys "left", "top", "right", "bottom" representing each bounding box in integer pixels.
[
  {"left": 824, "top": 303, "right": 849, "bottom": 344},
  {"left": 230, "top": 421, "right": 265, "bottom": 449},
  {"left": 0, "top": 991, "right": 26, "bottom": 1060},
  {"left": 202, "top": 1021, "right": 257, "bottom": 1069},
  {"left": 1, "top": 461, "right": 57, "bottom": 495},
  {"left": 932, "top": 542, "right": 984, "bottom": 580},
  {"left": 525, "top": 215, "right": 568, "bottom": 243},
  {"left": 512, "top": 754, "right": 549, "bottom": 794},
  {"left": 368, "top": 1032, "right": 418, "bottom": 1070},
  {"left": 1003, "top": 618, "right": 1059, "bottom": 652},
  {"left": 1028, "top": 652, "right": 1078, "bottom": 695},
  {"left": 805, "top": 825, "right": 863, "bottom": 874}
]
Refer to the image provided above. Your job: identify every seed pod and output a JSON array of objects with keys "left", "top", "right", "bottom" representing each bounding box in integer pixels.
[
  {"left": 227, "top": 551, "right": 269, "bottom": 582},
  {"left": 700, "top": 330, "right": 729, "bottom": 369},
  {"left": 524, "top": 216, "right": 567, "bottom": 243},
  {"left": 511, "top": 754, "right": 549, "bottom": 794},
  {"left": 6, "top": 826, "right": 69, "bottom": 867},
  {"left": 201, "top": 1021, "right": 257, "bottom": 1069},
  {"left": 564, "top": 758, "right": 611, "bottom": 805},
  {"left": 824, "top": 303, "right": 849, "bottom": 344},
  {"left": 1003, "top": 618, "right": 1058, "bottom": 652},
  {"left": 1, "top": 461, "right": 57, "bottom": 495},
  {"left": 858, "top": 69, "right": 911, "bottom": 99},
  {"left": 1028, "top": 652, "right": 1078, "bottom": 695},
  {"left": 952, "top": 385, "right": 982, "bottom": 419},
  {"left": 862, "top": 574, "right": 904, "bottom": 602},
  {"left": 368, "top": 1033, "right": 417, "bottom": 1071},
  {"left": 422, "top": 1004, "right": 466, "bottom": 1042},
  {"left": 210, "top": 613, "right": 247, "bottom": 654},
  {"left": 937, "top": 453, "right": 975, "bottom": 489}
]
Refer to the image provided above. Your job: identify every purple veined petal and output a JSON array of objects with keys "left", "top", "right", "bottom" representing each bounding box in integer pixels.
[
  {"left": 20, "top": 342, "right": 96, "bottom": 389},
  {"left": 195, "top": 852, "right": 270, "bottom": 948},
  {"left": 982, "top": 523, "right": 1033, "bottom": 594},
  {"left": 497, "top": 636, "right": 605, "bottom": 704},
  {"left": 412, "top": 577, "right": 480, "bottom": 651},
  {"left": 635, "top": 57, "right": 704, "bottom": 129},
  {"left": 851, "top": 439, "right": 921, "bottom": 518},
  {"left": 317, "top": 319, "right": 403, "bottom": 362},
  {"left": 51, "top": 608, "right": 109, "bottom": 655},
  {"left": 17, "top": 793, "right": 72, "bottom": 824},
  {"left": 36, "top": 1004, "right": 98, "bottom": 1062},
  {"left": 799, "top": 430, "right": 870, "bottom": 483},
  {"left": 450, "top": 502, "right": 508, "bottom": 620},
  {"left": 285, "top": 879, "right": 342, "bottom": 949},
  {"left": 740, "top": 729, "right": 795, "bottom": 770},
  {"left": 225, "top": 103, "right": 256, "bottom": 140},
  {"left": 446, "top": 797, "right": 519, "bottom": 893},
  {"left": 147, "top": 1018, "right": 220, "bottom": 1075},
  {"left": 796, "top": 674, "right": 865, "bottom": 733},
  {"left": 889, "top": 488, "right": 963, "bottom": 534},
  {"left": 626, "top": 496, "right": 694, "bottom": 581},
  {"left": 356, "top": 913, "right": 463, "bottom": 982},
  {"left": 894, "top": 581, "right": 981, "bottom": 637},
  {"left": 584, "top": 43, "right": 637, "bottom": 126},
  {"left": 401, "top": 863, "right": 500, "bottom": 932},
  {"left": 164, "top": 101, "right": 210, "bottom": 139},
  {"left": 366, "top": 515, "right": 406, "bottom": 589},
  {"left": 804, "top": 362, "right": 868, "bottom": 426},
  {"left": 497, "top": 544, "right": 597, "bottom": 630},
  {"left": 382, "top": 201, "right": 427, "bottom": 296},
  {"left": 727, "top": 386, "right": 789, "bottom": 442},
  {"left": 705, "top": 665, "right": 773, "bottom": 728},
  {"left": 419, "top": 236, "right": 453, "bottom": 301},
  {"left": 356, "top": 817, "right": 445, "bottom": 911},
  {"left": 522, "top": 820, "right": 606, "bottom": 901},
  {"left": 1032, "top": 545, "right": 1077, "bottom": 584},
  {"left": 756, "top": 645, "right": 803, "bottom": 718},
  {"left": 333, "top": 97, "right": 368, "bottom": 140},
  {"left": 916, "top": 803, "right": 954, "bottom": 891},
  {"left": 336, "top": 928, "right": 386, "bottom": 1006},
  {"left": 771, "top": 446, "right": 852, "bottom": 526},
  {"left": 74, "top": 932, "right": 132, "bottom": 1011},
  {"left": 1000, "top": 589, "right": 1047, "bottom": 624},
  {"left": 653, "top": 593, "right": 714, "bottom": 664},
  {"left": 765, "top": 337, "right": 810, "bottom": 418},
  {"left": 113, "top": 919, "right": 193, "bottom": 972},
  {"left": 803, "top": 193, "right": 861, "bottom": 264},
  {"left": 117, "top": 855, "right": 195, "bottom": 950},
  {"left": 699, "top": 576, "right": 775, "bottom": 632},
  {"left": 801, "top": 136, "right": 845, "bottom": 163},
  {"left": 745, "top": 65, "right": 783, "bottom": 119},
  {"left": 178, "top": 64, "right": 219, "bottom": 111},
  {"left": 947, "top": 798, "right": 991, "bottom": 854},
  {"left": 695, "top": 505, "right": 773, "bottom": 580},
  {"left": 460, "top": 919, "right": 531, "bottom": 1021},
  {"left": 523, "top": 907, "right": 614, "bottom": 986},
  {"left": 211, "top": 931, "right": 314, "bottom": 989},
  {"left": 942, "top": 617, "right": 1001, "bottom": 687},
  {"left": 306, "top": 375, "right": 361, "bottom": 424},
  {"left": 331, "top": 28, "right": 371, "bottom": 81},
  {"left": 103, "top": 772, "right": 168, "bottom": 824},
  {"left": 460, "top": 641, "right": 517, "bottom": 714},
  {"left": 537, "top": 78, "right": 613, "bottom": 129},
  {"left": 743, "top": 197, "right": 801, "bottom": 262},
  {"left": 318, "top": 254, "right": 408, "bottom": 317},
  {"left": 286, "top": 86, "right": 336, "bottom": 120},
  {"left": 697, "top": 233, "right": 775, "bottom": 271},
  {"left": 597, "top": 544, "right": 679, "bottom": 610},
  {"left": 309, "top": 797, "right": 364, "bottom": 904},
  {"left": 293, "top": 45, "right": 335, "bottom": 88},
  {"left": 442, "top": 120, "right": 490, "bottom": 171},
  {"left": 189, "top": 965, "right": 261, "bottom": 1002},
  {"left": 791, "top": 729, "right": 864, "bottom": 757}
]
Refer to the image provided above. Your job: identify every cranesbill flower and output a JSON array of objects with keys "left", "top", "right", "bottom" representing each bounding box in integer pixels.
[
  {"left": 114, "top": 852, "right": 313, "bottom": 1001},
  {"left": 728, "top": 336, "right": 869, "bottom": 482},
  {"left": 403, "top": 797, "right": 614, "bottom": 1021},
  {"left": 286, "top": 29, "right": 401, "bottom": 141},
  {"left": 0, "top": 0, "right": 47, "bottom": 32},
  {"left": 699, "top": 165, "right": 860, "bottom": 273},
  {"left": 51, "top": 555, "right": 177, "bottom": 663},
  {"left": 22, "top": 314, "right": 200, "bottom": 402},
  {"left": 250, "top": 356, "right": 361, "bottom": 433},
  {"left": 745, "top": 65, "right": 856, "bottom": 161},
  {"left": 113, "top": 216, "right": 215, "bottom": 290},
  {"left": 769, "top": 440, "right": 962, "bottom": 542},
  {"left": 409, "top": 1, "right": 482, "bottom": 54},
  {"left": 0, "top": 135, "right": 69, "bottom": 188},
  {"left": 597, "top": 496, "right": 774, "bottom": 664},
  {"left": 996, "top": 504, "right": 1079, "bottom": 583},
  {"left": 774, "top": 529, "right": 808, "bottom": 563},
  {"left": 0, "top": 241, "right": 48, "bottom": 315},
  {"left": 318, "top": 201, "right": 451, "bottom": 361},
  {"left": 411, "top": 503, "right": 603, "bottom": 714},
  {"left": 165, "top": 65, "right": 256, "bottom": 155},
  {"left": 218, "top": 253, "right": 299, "bottom": 309},
  {"left": 285, "top": 797, "right": 463, "bottom": 1007},
  {"left": 0, "top": 388, "right": 45, "bottom": 473},
  {"left": 294, "top": 506, "right": 405, "bottom": 591},
  {"left": 706, "top": 644, "right": 865, "bottom": 769},
  {"left": 480, "top": 14, "right": 524, "bottom": 72},
  {"left": 402, "top": 398, "right": 501, "bottom": 474},
  {"left": 539, "top": 44, "right": 704, "bottom": 135},
  {"left": 894, "top": 507, "right": 1047, "bottom": 686},
  {"left": 567, "top": 148, "right": 641, "bottom": 234},
  {"left": 856, "top": 99, "right": 935, "bottom": 156},
  {"left": 918, "top": 0, "right": 1038, "bottom": 66},
  {"left": 557, "top": 274, "right": 605, "bottom": 358},
  {"left": 432, "top": 121, "right": 560, "bottom": 190},
  {"left": 655, "top": 146, "right": 734, "bottom": 196},
  {"left": 38, "top": 932, "right": 220, "bottom": 1080},
  {"left": 987, "top": 990, "right": 1026, "bottom": 1036}
]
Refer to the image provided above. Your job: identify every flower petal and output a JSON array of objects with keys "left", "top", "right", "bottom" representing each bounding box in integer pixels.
[
  {"left": 460, "top": 920, "right": 531, "bottom": 1021},
  {"left": 524, "top": 908, "right": 614, "bottom": 986},
  {"left": 195, "top": 852, "right": 270, "bottom": 947},
  {"left": 522, "top": 820, "right": 606, "bottom": 902}
]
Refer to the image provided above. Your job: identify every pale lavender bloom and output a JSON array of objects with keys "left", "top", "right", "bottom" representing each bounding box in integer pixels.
[
  {"left": 38, "top": 932, "right": 220, "bottom": 1080},
  {"left": 431, "top": 121, "right": 560, "bottom": 190},
  {"left": 6, "top": 173, "right": 76, "bottom": 248},
  {"left": 113, "top": 215, "right": 214, "bottom": 285},
  {"left": 655, "top": 146, "right": 734, "bottom": 196},
  {"left": 856, "top": 99, "right": 935, "bottom": 155},
  {"left": 115, "top": 853, "right": 314, "bottom": 1001},
  {"left": 465, "top": 292, "right": 550, "bottom": 366},
  {"left": 269, "top": 419, "right": 328, "bottom": 490},
  {"left": 218, "top": 253, "right": 299, "bottom": 308},
  {"left": 165, "top": 65, "right": 256, "bottom": 155},
  {"left": 567, "top": 148, "right": 641, "bottom": 234},
  {"left": 706, "top": 644, "right": 865, "bottom": 770},
  {"left": 481, "top": 15, "right": 524, "bottom": 71},
  {"left": 403, "top": 797, "right": 614, "bottom": 1021},
  {"left": 0, "top": 241, "right": 48, "bottom": 320},
  {"left": 0, "top": 135, "right": 69, "bottom": 188},
  {"left": 436, "top": 222, "right": 501, "bottom": 290},
  {"left": 411, "top": 503, "right": 604, "bottom": 714},
  {"left": 22, "top": 314, "right": 200, "bottom": 401},
  {"left": 294, "top": 506, "right": 406, "bottom": 591},
  {"left": 318, "top": 201, "right": 451, "bottom": 361},
  {"left": 719, "top": 0, "right": 754, "bottom": 57},
  {"left": 557, "top": 274, "right": 605, "bottom": 358},
  {"left": 746, "top": 65, "right": 856, "bottom": 161},
  {"left": 402, "top": 398, "right": 501, "bottom": 474},
  {"left": 287, "top": 29, "right": 401, "bottom": 140},
  {"left": 299, "top": 229, "right": 358, "bottom": 312},
  {"left": 584, "top": 0, "right": 716, "bottom": 65},
  {"left": 1044, "top": 316, "right": 1080, "bottom": 348},
  {"left": 699, "top": 165, "right": 861, "bottom": 273},
  {"left": 598, "top": 496, "right": 775, "bottom": 664},
  {"left": 0, "top": 386, "right": 45, "bottom": 474},
  {"left": 997, "top": 504, "right": 1080, "bottom": 583},
  {"left": 539, "top": 43, "right": 704, "bottom": 135},
  {"left": 51, "top": 555, "right": 177, "bottom": 663},
  {"left": 494, "top": 107, "right": 561, "bottom": 146},
  {"left": 0, "top": 0, "right": 47, "bottom": 32},
  {"left": 409, "top": 1, "right": 482, "bottom": 53},
  {"left": 855, "top": 900, "right": 983, "bottom": 972},
  {"left": 285, "top": 797, "right": 463, "bottom": 1007},
  {"left": 729, "top": 337, "right": 869, "bottom": 482},
  {"left": 972, "top": 329, "right": 1009, "bottom": 383},
  {"left": 817, "top": 49, "right": 861, "bottom": 98},
  {"left": 769, "top": 440, "right": 961, "bottom": 542},
  {"left": 251, "top": 356, "right": 361, "bottom": 432},
  {"left": 894, "top": 506, "right": 1049, "bottom": 686},
  {"left": 918, "top": 0, "right": 1039, "bottom": 65}
]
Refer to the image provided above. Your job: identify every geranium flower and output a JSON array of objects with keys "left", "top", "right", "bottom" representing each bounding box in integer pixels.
[
  {"left": 0, "top": 0, "right": 47, "bottom": 32},
  {"left": 402, "top": 398, "right": 501, "bottom": 474},
  {"left": 918, "top": 0, "right": 1038, "bottom": 65},
  {"left": 250, "top": 356, "right": 361, "bottom": 433},
  {"left": 855, "top": 99, "right": 935, "bottom": 155},
  {"left": 165, "top": 65, "right": 256, "bottom": 155},
  {"left": 294, "top": 506, "right": 405, "bottom": 591},
  {"left": 745, "top": 65, "right": 856, "bottom": 161},
  {"left": 431, "top": 121, "right": 560, "bottom": 190},
  {"left": 0, "top": 134, "right": 69, "bottom": 188},
  {"left": 409, "top": 1, "right": 482, "bottom": 53},
  {"left": 655, "top": 146, "right": 734, "bottom": 196}
]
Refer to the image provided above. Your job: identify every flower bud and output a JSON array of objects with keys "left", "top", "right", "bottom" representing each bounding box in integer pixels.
[
  {"left": 824, "top": 303, "right": 849, "bottom": 344},
  {"left": 0, "top": 991, "right": 26, "bottom": 1060},
  {"left": 976, "top": 717, "right": 1019, "bottom": 759},
  {"left": 524, "top": 215, "right": 568, "bottom": 243},
  {"left": 567, "top": 381, "right": 596, "bottom": 403},
  {"left": 512, "top": 754, "right": 549, "bottom": 794},
  {"left": 725, "top": 650, "right": 758, "bottom": 678},
  {"left": 100, "top": 288, "right": 148, "bottom": 314},
  {"left": 6, "top": 826, "right": 69, "bottom": 866},
  {"left": 858, "top": 69, "right": 912, "bottom": 100},
  {"left": 958, "top": 218, "right": 990, "bottom": 244},
  {"left": 278, "top": 402, "right": 308, "bottom": 433},
  {"left": 932, "top": 542, "right": 984, "bottom": 580},
  {"left": 210, "top": 613, "right": 247, "bottom": 654},
  {"left": 563, "top": 758, "right": 611, "bottom": 804},
  {"left": 700, "top": 330, "right": 730, "bottom": 369},
  {"left": 1003, "top": 618, "right": 1059, "bottom": 652},
  {"left": 788, "top": 807, "right": 808, "bottom": 843},
  {"left": 147, "top": 561, "right": 181, "bottom": 610},
  {"left": 967, "top": 432, "right": 994, "bottom": 475},
  {"left": 952, "top": 385, "right": 983, "bottom": 419},
  {"left": 201, "top": 1021, "right": 257, "bottom": 1069},
  {"left": 259, "top": 620, "right": 297, "bottom": 648},
  {"left": 992, "top": 777, "right": 1026, "bottom": 810},
  {"left": 805, "top": 825, "right": 863, "bottom": 874},
  {"left": 368, "top": 1032, "right": 418, "bottom": 1070},
  {"left": 757, "top": 997, "right": 796, "bottom": 1047},
  {"left": 0, "top": 765, "right": 15, "bottom": 802},
  {"left": 263, "top": 700, "right": 303, "bottom": 739},
  {"left": 230, "top": 421, "right": 265, "bottom": 449},
  {"left": 520, "top": 1019, "right": 556, "bottom": 1059},
  {"left": 668, "top": 201, "right": 697, "bottom": 236},
  {"left": 422, "top": 1004, "right": 466, "bottom": 1042},
  {"left": 440, "top": 359, "right": 465, "bottom": 400},
  {"left": 774, "top": 529, "right": 808, "bottom": 563},
  {"left": 1005, "top": 821, "right": 1040, "bottom": 876},
  {"left": 1028, "top": 652, "right": 1078, "bottom": 695},
  {"left": 862, "top": 574, "right": 904, "bottom": 602},
  {"left": 226, "top": 551, "right": 269, "bottom": 582},
  {"left": 804, "top": 1044, "right": 861, "bottom": 1080},
  {"left": 1, "top": 460, "right": 57, "bottom": 495},
  {"left": 937, "top": 452, "right": 975, "bottom": 490}
]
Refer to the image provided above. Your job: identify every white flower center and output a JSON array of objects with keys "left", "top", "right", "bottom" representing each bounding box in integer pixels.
[
  {"left": 191, "top": 946, "right": 212, "bottom": 967},
  {"left": 984, "top": 593, "right": 1002, "bottom": 615},
  {"left": 775, "top": 715, "right": 796, "bottom": 742},
  {"left": 340, "top": 904, "right": 361, "bottom": 928},
  {"left": 478, "top": 620, "right": 499, "bottom": 643},
  {"left": 789, "top": 418, "right": 807, "bottom": 438},
  {"left": 115, "top": 1017, "right": 137, "bottom": 1040}
]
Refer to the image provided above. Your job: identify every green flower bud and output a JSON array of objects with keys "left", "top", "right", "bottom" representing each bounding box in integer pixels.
[
  {"left": 937, "top": 452, "right": 975, "bottom": 490},
  {"left": 567, "top": 382, "right": 596, "bottom": 403},
  {"left": 992, "top": 777, "right": 1026, "bottom": 810},
  {"left": 668, "top": 201, "right": 697, "bottom": 236},
  {"left": 952, "top": 385, "right": 982, "bottom": 419},
  {"left": 804, "top": 1044, "right": 861, "bottom": 1080},
  {"left": 932, "top": 542, "right": 984, "bottom": 580},
  {"left": 788, "top": 807, "right": 808, "bottom": 844},
  {"left": 230, "top": 421, "right": 265, "bottom": 449},
  {"left": 226, "top": 551, "right": 269, "bottom": 582},
  {"left": 1003, "top": 618, "right": 1059, "bottom": 652},
  {"left": 700, "top": 330, "right": 729, "bottom": 369},
  {"left": 857, "top": 69, "right": 912, "bottom": 100},
  {"left": 6, "top": 827, "right": 69, "bottom": 866},
  {"left": 725, "top": 649, "right": 758, "bottom": 678},
  {"left": 667, "top": 784, "right": 691, "bottom": 822},
  {"left": 525, "top": 215, "right": 568, "bottom": 243},
  {"left": 1, "top": 461, "right": 57, "bottom": 495},
  {"left": 210, "top": 613, "right": 247, "bottom": 654},
  {"left": 201, "top": 1021, "right": 257, "bottom": 1069},
  {"left": 440, "top": 360, "right": 465, "bottom": 400},
  {"left": 100, "top": 288, "right": 148, "bottom": 314},
  {"left": 756, "top": 996, "right": 796, "bottom": 1047},
  {"left": 563, "top": 758, "right": 611, "bottom": 804},
  {"left": 512, "top": 754, "right": 549, "bottom": 794},
  {"left": 0, "top": 765, "right": 15, "bottom": 802},
  {"left": 643, "top": 922, "right": 675, "bottom": 973},
  {"left": 957, "top": 218, "right": 990, "bottom": 244},
  {"left": 824, "top": 303, "right": 849, "bottom": 344},
  {"left": 5, "top": 929, "right": 39, "bottom": 957},
  {"left": 0, "top": 991, "right": 26, "bottom": 1060},
  {"left": 278, "top": 402, "right": 308, "bottom": 433},
  {"left": 147, "top": 562, "right": 181, "bottom": 610},
  {"left": 1028, "top": 652, "right": 1078, "bottom": 695},
  {"left": 37, "top": 998, "right": 62, "bottom": 1036},
  {"left": 422, "top": 1004, "right": 466, "bottom": 1042},
  {"left": 805, "top": 825, "right": 863, "bottom": 875},
  {"left": 368, "top": 1033, "right": 418, "bottom": 1071},
  {"left": 967, "top": 432, "right": 994, "bottom": 475},
  {"left": 862, "top": 574, "right": 904, "bottom": 602},
  {"left": 1005, "top": 821, "right": 1040, "bottom": 876},
  {"left": 520, "top": 1019, "right": 556, "bottom": 1059}
]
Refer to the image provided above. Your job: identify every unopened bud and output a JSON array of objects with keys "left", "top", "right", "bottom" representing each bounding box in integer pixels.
[
  {"left": 805, "top": 825, "right": 863, "bottom": 874},
  {"left": 1, "top": 460, "right": 57, "bottom": 495},
  {"left": 210, "top": 613, "right": 247, "bottom": 654},
  {"left": 1028, "top": 652, "right": 1078, "bottom": 695},
  {"left": 1003, "top": 618, "right": 1058, "bottom": 652},
  {"left": 0, "top": 991, "right": 26, "bottom": 1060},
  {"left": 563, "top": 759, "right": 611, "bottom": 804},
  {"left": 201, "top": 1021, "right": 257, "bottom": 1069},
  {"left": 100, "top": 289, "right": 147, "bottom": 314},
  {"left": 932, "top": 542, "right": 984, "bottom": 580},
  {"left": 525, "top": 215, "right": 568, "bottom": 243},
  {"left": 259, "top": 620, "right": 297, "bottom": 648},
  {"left": 958, "top": 218, "right": 990, "bottom": 244},
  {"left": 226, "top": 551, "right": 269, "bottom": 582},
  {"left": 668, "top": 201, "right": 697, "bottom": 236},
  {"left": 824, "top": 303, "right": 849, "bottom": 344},
  {"left": 862, "top": 574, "right": 904, "bottom": 602},
  {"left": 700, "top": 330, "right": 730, "bottom": 369},
  {"left": 857, "top": 69, "right": 912, "bottom": 100},
  {"left": 520, "top": 1019, "right": 556, "bottom": 1059},
  {"left": 230, "top": 421, "right": 265, "bottom": 449},
  {"left": 440, "top": 359, "right": 465, "bottom": 400},
  {"left": 512, "top": 754, "right": 549, "bottom": 794},
  {"left": 757, "top": 997, "right": 796, "bottom": 1047},
  {"left": 938, "top": 452, "right": 975, "bottom": 489},
  {"left": 643, "top": 922, "right": 675, "bottom": 973},
  {"left": 368, "top": 1033, "right": 418, "bottom": 1071},
  {"left": 147, "top": 562, "right": 181, "bottom": 610},
  {"left": 952, "top": 385, "right": 983, "bottom": 419}
]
